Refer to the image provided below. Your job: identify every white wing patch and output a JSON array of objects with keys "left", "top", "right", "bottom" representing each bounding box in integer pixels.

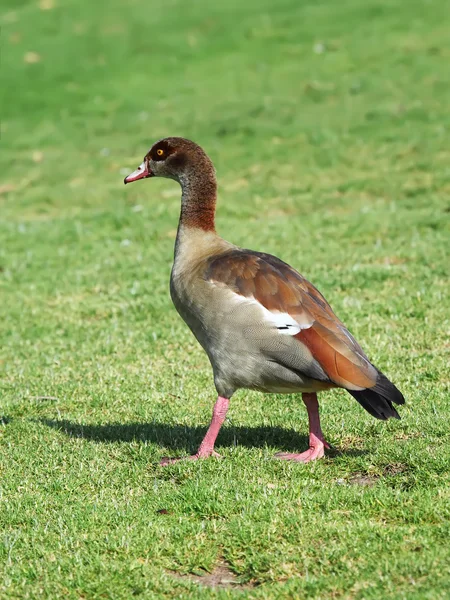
[
  {"left": 261, "top": 306, "right": 312, "bottom": 335},
  {"left": 221, "top": 288, "right": 313, "bottom": 336}
]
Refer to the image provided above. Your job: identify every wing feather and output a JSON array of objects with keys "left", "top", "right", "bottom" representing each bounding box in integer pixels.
[{"left": 205, "top": 249, "right": 377, "bottom": 390}]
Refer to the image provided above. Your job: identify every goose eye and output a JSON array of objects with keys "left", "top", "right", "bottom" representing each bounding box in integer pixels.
[{"left": 156, "top": 149, "right": 164, "bottom": 156}]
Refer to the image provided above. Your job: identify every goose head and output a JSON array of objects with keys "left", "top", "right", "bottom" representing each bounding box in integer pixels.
[{"left": 124, "top": 137, "right": 214, "bottom": 186}]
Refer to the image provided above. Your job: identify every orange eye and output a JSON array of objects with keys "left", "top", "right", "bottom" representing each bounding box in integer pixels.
[{"left": 156, "top": 149, "right": 164, "bottom": 156}]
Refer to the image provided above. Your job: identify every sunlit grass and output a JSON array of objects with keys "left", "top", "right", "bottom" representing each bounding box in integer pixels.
[{"left": 1, "top": 0, "right": 449, "bottom": 597}]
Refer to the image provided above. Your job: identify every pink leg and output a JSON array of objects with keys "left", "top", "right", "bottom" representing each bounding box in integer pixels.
[
  {"left": 274, "top": 393, "right": 330, "bottom": 463},
  {"left": 160, "top": 396, "right": 229, "bottom": 466}
]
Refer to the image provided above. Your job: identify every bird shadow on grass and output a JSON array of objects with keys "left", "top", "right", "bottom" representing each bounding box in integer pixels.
[{"left": 39, "top": 418, "right": 366, "bottom": 457}]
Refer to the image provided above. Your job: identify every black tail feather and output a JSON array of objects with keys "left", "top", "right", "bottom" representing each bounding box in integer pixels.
[{"left": 347, "top": 370, "right": 405, "bottom": 421}]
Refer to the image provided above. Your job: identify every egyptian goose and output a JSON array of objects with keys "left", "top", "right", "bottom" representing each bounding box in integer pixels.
[{"left": 124, "top": 137, "right": 404, "bottom": 464}]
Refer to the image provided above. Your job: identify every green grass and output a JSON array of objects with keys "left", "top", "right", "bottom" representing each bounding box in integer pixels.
[{"left": 1, "top": 0, "right": 450, "bottom": 597}]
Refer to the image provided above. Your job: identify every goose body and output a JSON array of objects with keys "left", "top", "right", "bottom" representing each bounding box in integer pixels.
[
  {"left": 171, "top": 230, "right": 338, "bottom": 397},
  {"left": 125, "top": 137, "right": 404, "bottom": 463}
]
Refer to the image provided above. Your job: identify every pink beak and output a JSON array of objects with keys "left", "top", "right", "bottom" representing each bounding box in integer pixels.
[{"left": 124, "top": 161, "right": 153, "bottom": 184}]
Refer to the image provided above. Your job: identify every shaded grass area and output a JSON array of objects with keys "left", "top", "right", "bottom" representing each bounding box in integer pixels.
[{"left": 1, "top": 0, "right": 450, "bottom": 597}]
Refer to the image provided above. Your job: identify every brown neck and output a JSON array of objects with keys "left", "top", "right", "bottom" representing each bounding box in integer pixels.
[{"left": 178, "top": 163, "right": 217, "bottom": 232}]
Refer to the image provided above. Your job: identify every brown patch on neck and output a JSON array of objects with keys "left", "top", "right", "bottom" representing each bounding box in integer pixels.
[
  {"left": 179, "top": 156, "right": 217, "bottom": 232},
  {"left": 181, "top": 202, "right": 216, "bottom": 231}
]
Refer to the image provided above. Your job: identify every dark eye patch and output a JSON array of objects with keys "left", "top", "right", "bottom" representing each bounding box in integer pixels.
[{"left": 149, "top": 140, "right": 173, "bottom": 162}]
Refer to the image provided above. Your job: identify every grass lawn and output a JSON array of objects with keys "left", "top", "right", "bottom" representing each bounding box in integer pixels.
[{"left": 1, "top": 0, "right": 450, "bottom": 597}]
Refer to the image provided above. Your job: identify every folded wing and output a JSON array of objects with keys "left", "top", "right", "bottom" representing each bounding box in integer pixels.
[{"left": 205, "top": 249, "right": 377, "bottom": 391}]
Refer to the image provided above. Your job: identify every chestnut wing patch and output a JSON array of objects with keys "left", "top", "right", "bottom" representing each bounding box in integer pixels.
[
  {"left": 205, "top": 251, "right": 314, "bottom": 329},
  {"left": 205, "top": 250, "right": 377, "bottom": 390}
]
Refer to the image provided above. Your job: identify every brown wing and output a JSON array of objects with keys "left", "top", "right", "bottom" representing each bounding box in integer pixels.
[{"left": 205, "top": 250, "right": 377, "bottom": 390}]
